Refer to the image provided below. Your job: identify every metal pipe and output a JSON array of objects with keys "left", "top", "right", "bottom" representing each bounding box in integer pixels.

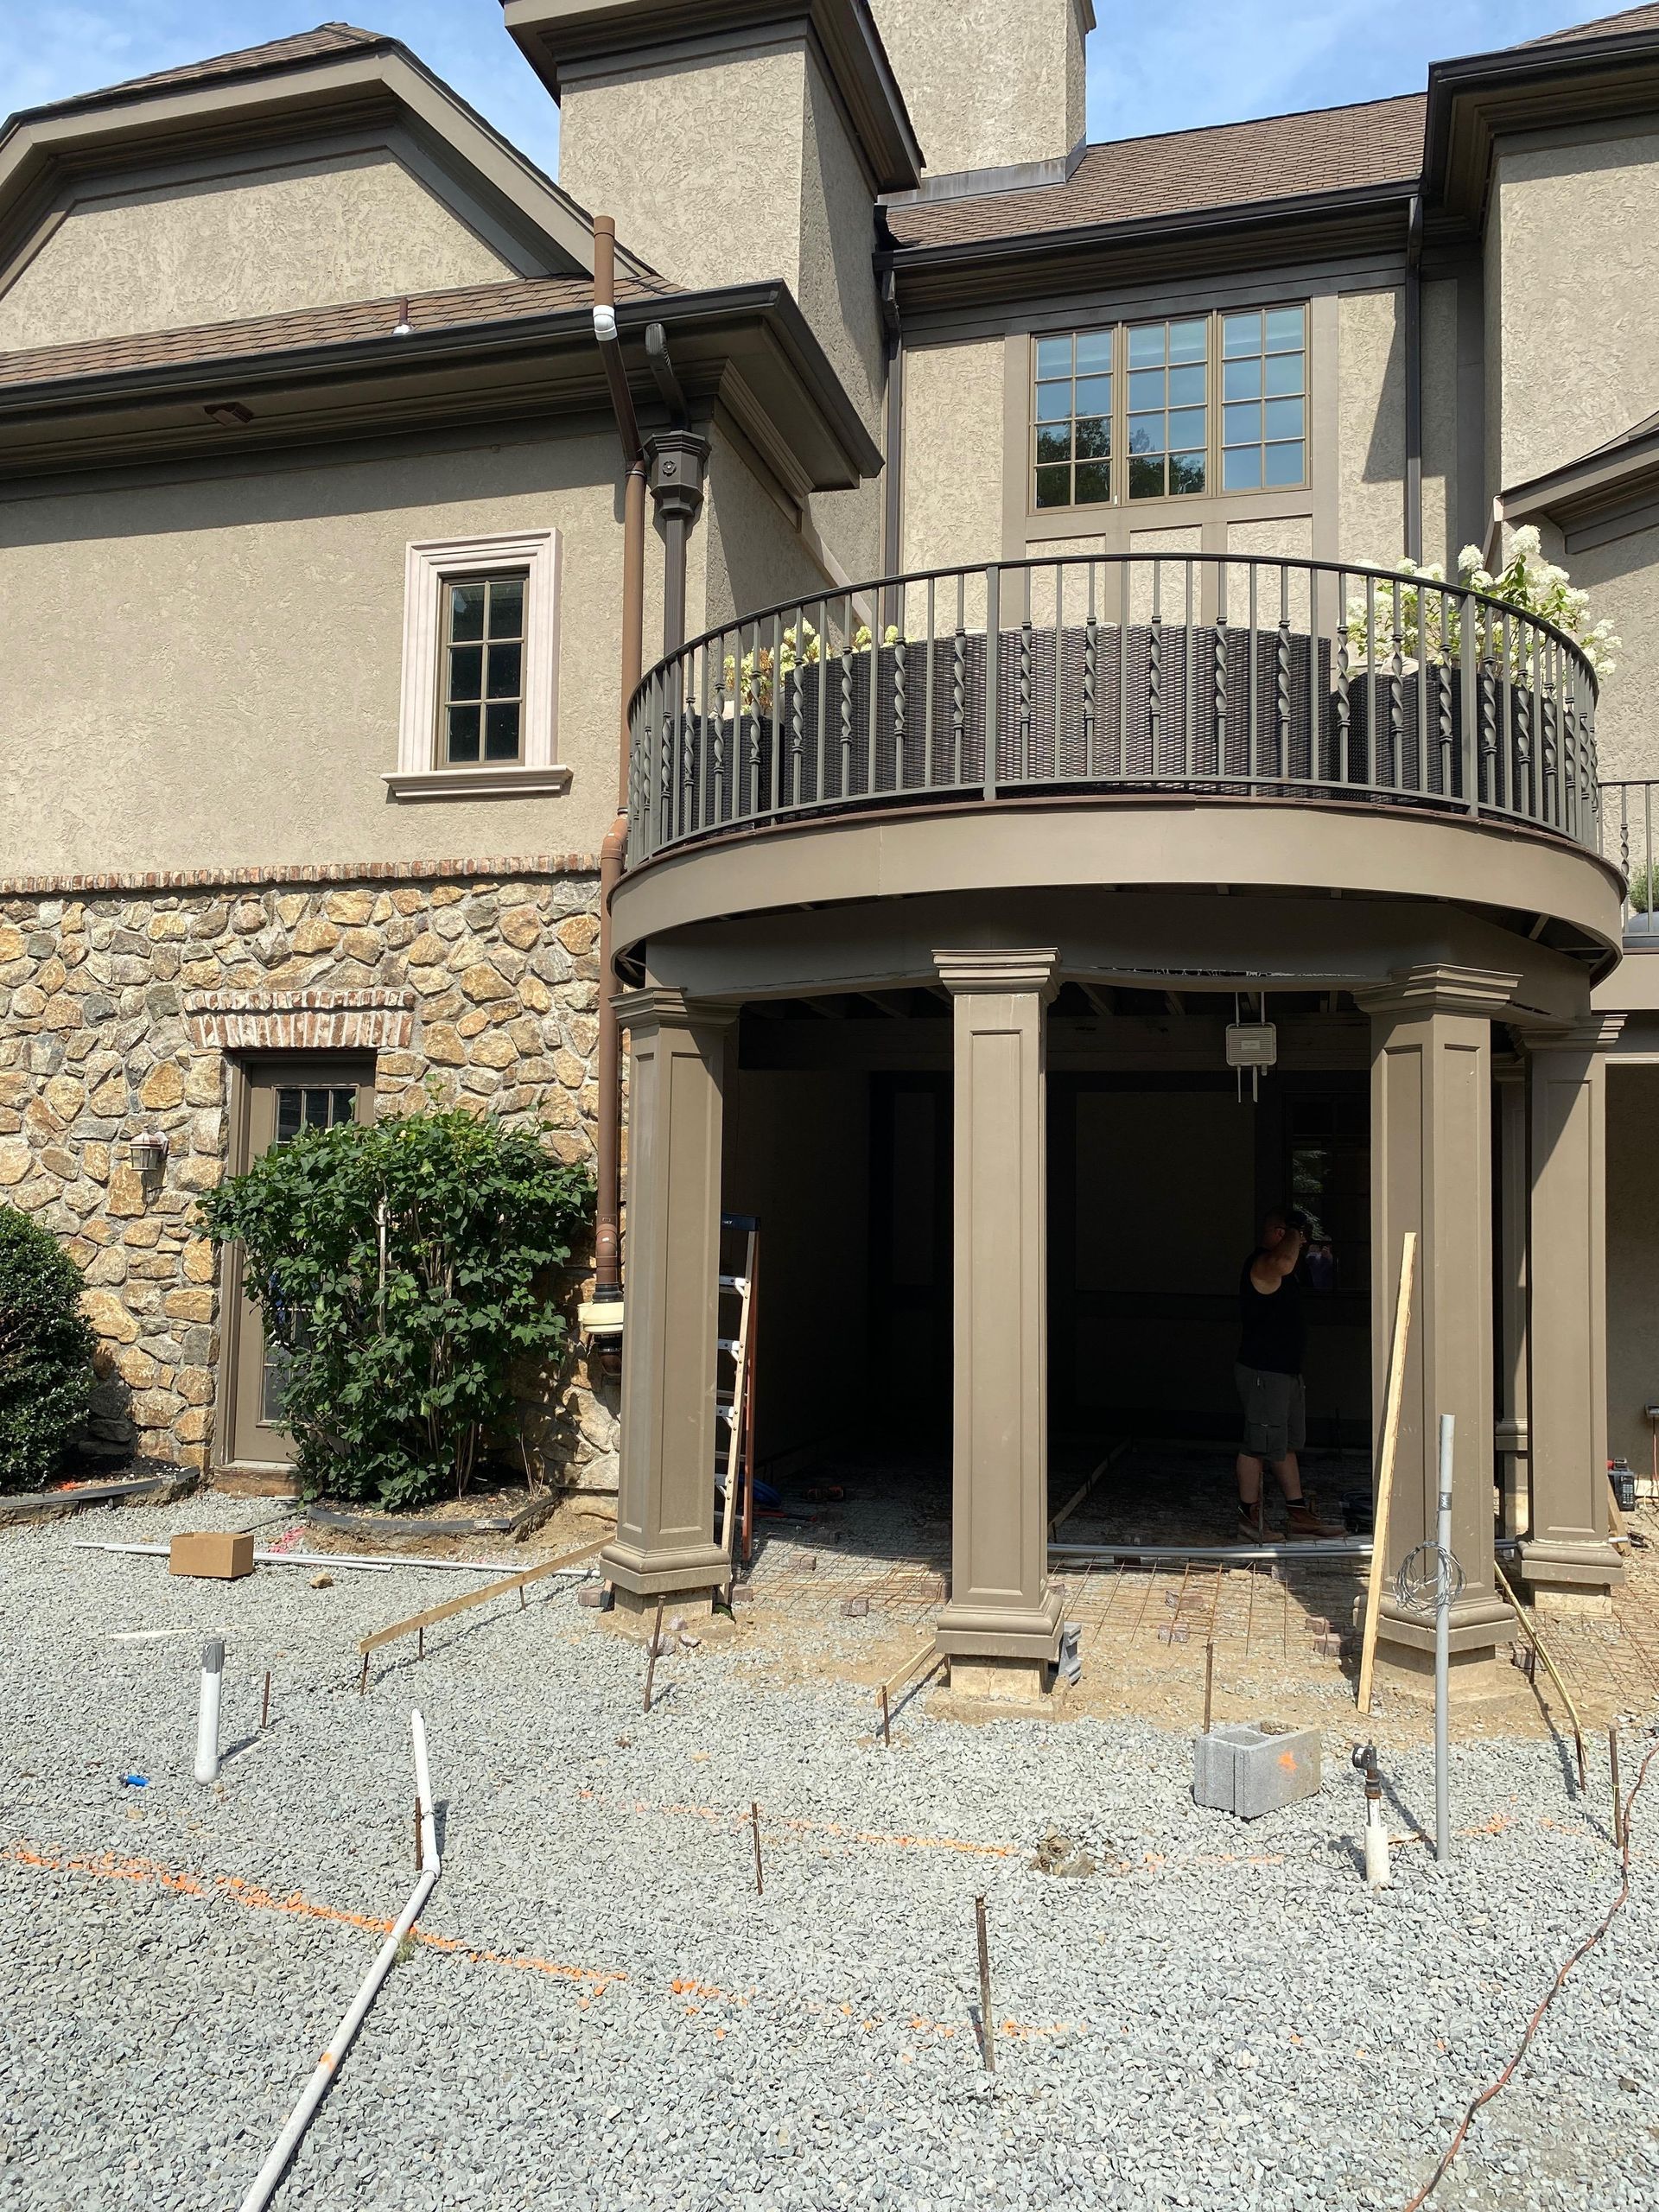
[
  {"left": 194, "top": 1637, "right": 224, "bottom": 1784},
  {"left": 1404, "top": 194, "right": 1423, "bottom": 566},
  {"left": 239, "top": 1712, "right": 438, "bottom": 2212},
  {"left": 592, "top": 214, "right": 648, "bottom": 1307},
  {"left": 1435, "top": 1414, "right": 1453, "bottom": 1862}
]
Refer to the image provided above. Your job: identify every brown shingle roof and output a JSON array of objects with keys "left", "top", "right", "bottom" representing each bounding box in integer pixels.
[
  {"left": 885, "top": 93, "right": 1425, "bottom": 251},
  {"left": 0, "top": 270, "right": 671, "bottom": 391},
  {"left": 1523, "top": 4, "right": 1659, "bottom": 43},
  {"left": 23, "top": 22, "right": 388, "bottom": 116}
]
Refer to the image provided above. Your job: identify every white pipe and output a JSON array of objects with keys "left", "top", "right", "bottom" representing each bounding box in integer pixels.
[
  {"left": 194, "top": 1637, "right": 224, "bottom": 1783},
  {"left": 1049, "top": 1537, "right": 1371, "bottom": 1563},
  {"left": 238, "top": 1711, "right": 438, "bottom": 2212},
  {"left": 1364, "top": 1796, "right": 1392, "bottom": 1889},
  {"left": 71, "top": 1541, "right": 391, "bottom": 1574},
  {"left": 1435, "top": 1414, "right": 1453, "bottom": 1864}
]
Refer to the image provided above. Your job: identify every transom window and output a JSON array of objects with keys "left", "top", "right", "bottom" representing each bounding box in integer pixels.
[
  {"left": 439, "top": 572, "right": 526, "bottom": 765},
  {"left": 1031, "top": 304, "right": 1308, "bottom": 511}
]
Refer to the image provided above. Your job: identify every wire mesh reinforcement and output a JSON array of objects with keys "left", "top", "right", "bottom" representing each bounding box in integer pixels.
[{"left": 626, "top": 554, "right": 1602, "bottom": 867}]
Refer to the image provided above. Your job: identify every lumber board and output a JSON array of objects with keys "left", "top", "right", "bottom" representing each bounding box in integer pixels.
[
  {"left": 357, "top": 1535, "right": 611, "bottom": 1657},
  {"left": 1357, "top": 1231, "right": 1417, "bottom": 1717}
]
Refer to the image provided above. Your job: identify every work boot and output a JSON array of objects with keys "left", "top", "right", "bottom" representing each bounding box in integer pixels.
[
  {"left": 1236, "top": 1502, "right": 1264, "bottom": 1542},
  {"left": 1283, "top": 1497, "right": 1344, "bottom": 1540}
]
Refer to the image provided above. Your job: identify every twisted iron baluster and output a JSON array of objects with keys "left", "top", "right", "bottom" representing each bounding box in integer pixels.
[
  {"left": 1147, "top": 616, "right": 1162, "bottom": 773},
  {"left": 1214, "top": 610, "right": 1229, "bottom": 779},
  {"left": 789, "top": 660, "right": 804, "bottom": 806},
  {"left": 1083, "top": 612, "right": 1097, "bottom": 776},
  {"left": 951, "top": 623, "right": 966, "bottom": 779},
  {"left": 1019, "top": 617, "right": 1033, "bottom": 781},
  {"left": 1387, "top": 609, "right": 1403, "bottom": 791},
  {"left": 1275, "top": 613, "right": 1291, "bottom": 786},
  {"left": 1334, "top": 621, "right": 1351, "bottom": 787},
  {"left": 893, "top": 632, "right": 907, "bottom": 786},
  {"left": 1436, "top": 662, "right": 1453, "bottom": 798},
  {"left": 840, "top": 640, "right": 854, "bottom": 798}
]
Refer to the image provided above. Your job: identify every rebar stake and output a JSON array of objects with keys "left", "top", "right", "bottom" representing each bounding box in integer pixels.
[
  {"left": 750, "top": 1801, "right": 764, "bottom": 1896},
  {"left": 880, "top": 1684, "right": 891, "bottom": 1747},
  {"left": 643, "top": 1596, "right": 665, "bottom": 1714},
  {"left": 975, "top": 1894, "right": 995, "bottom": 2073},
  {"left": 359, "top": 1652, "right": 369, "bottom": 1697},
  {"left": 261, "top": 1671, "right": 271, "bottom": 1731},
  {"left": 1611, "top": 1726, "right": 1624, "bottom": 1852}
]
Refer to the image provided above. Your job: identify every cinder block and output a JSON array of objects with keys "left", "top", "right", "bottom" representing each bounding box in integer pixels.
[
  {"left": 1192, "top": 1720, "right": 1322, "bottom": 1820},
  {"left": 839, "top": 1595, "right": 869, "bottom": 1618},
  {"left": 168, "top": 1530, "right": 253, "bottom": 1580}
]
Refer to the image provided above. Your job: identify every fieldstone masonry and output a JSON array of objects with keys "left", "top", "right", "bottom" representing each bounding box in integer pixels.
[{"left": 0, "top": 859, "right": 618, "bottom": 1487}]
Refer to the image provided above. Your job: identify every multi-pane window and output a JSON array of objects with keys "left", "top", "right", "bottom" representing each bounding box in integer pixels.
[
  {"left": 1033, "top": 330, "right": 1113, "bottom": 509},
  {"left": 1221, "top": 306, "right": 1307, "bottom": 491},
  {"left": 1126, "top": 317, "right": 1208, "bottom": 499},
  {"left": 439, "top": 572, "right": 526, "bottom": 766},
  {"left": 1029, "top": 305, "right": 1308, "bottom": 510}
]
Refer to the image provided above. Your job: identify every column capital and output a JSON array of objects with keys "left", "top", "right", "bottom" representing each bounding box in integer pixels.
[
  {"left": 933, "top": 947, "right": 1060, "bottom": 1001},
  {"left": 1353, "top": 963, "right": 1520, "bottom": 1019},
  {"left": 613, "top": 986, "right": 737, "bottom": 1034},
  {"left": 1523, "top": 1014, "right": 1626, "bottom": 1056}
]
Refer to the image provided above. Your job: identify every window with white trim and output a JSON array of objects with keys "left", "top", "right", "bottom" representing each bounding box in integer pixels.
[{"left": 388, "top": 530, "right": 566, "bottom": 799}]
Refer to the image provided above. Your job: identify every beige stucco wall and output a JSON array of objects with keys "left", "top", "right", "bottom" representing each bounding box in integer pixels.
[
  {"left": 703, "top": 425, "right": 837, "bottom": 630},
  {"left": 1421, "top": 275, "right": 1459, "bottom": 572},
  {"left": 1567, "top": 521, "right": 1659, "bottom": 785},
  {"left": 0, "top": 153, "right": 515, "bottom": 353},
  {"left": 0, "top": 432, "right": 649, "bottom": 877},
  {"left": 1606, "top": 1060, "right": 1659, "bottom": 1473},
  {"left": 900, "top": 338, "right": 1004, "bottom": 574},
  {"left": 870, "top": 0, "right": 1084, "bottom": 174},
  {"left": 1491, "top": 125, "right": 1659, "bottom": 489},
  {"left": 1337, "top": 287, "right": 1407, "bottom": 570}
]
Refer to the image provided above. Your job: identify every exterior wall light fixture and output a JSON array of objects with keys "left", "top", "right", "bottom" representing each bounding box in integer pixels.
[{"left": 129, "top": 1130, "right": 169, "bottom": 1196}]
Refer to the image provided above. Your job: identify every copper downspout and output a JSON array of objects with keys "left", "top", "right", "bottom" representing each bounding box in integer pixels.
[{"left": 592, "top": 216, "right": 646, "bottom": 1305}]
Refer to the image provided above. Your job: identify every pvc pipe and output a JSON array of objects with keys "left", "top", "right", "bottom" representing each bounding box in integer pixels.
[
  {"left": 71, "top": 1541, "right": 391, "bottom": 1574},
  {"left": 1049, "top": 1537, "right": 1371, "bottom": 1563},
  {"left": 238, "top": 1711, "right": 438, "bottom": 2212},
  {"left": 1435, "top": 1414, "right": 1454, "bottom": 1864},
  {"left": 194, "top": 1637, "right": 224, "bottom": 1783},
  {"left": 1364, "top": 1796, "right": 1393, "bottom": 1890}
]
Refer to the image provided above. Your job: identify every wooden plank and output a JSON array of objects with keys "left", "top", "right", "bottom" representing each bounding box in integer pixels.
[
  {"left": 357, "top": 1534, "right": 612, "bottom": 1658},
  {"left": 1357, "top": 1230, "right": 1417, "bottom": 1717}
]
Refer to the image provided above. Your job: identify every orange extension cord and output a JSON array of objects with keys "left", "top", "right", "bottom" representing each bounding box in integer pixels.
[{"left": 1400, "top": 1738, "right": 1657, "bottom": 2211}]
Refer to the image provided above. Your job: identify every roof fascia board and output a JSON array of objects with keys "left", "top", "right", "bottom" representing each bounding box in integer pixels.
[
  {"left": 883, "top": 182, "right": 1414, "bottom": 315},
  {"left": 1503, "top": 429, "right": 1659, "bottom": 528},
  {"left": 0, "top": 47, "right": 633, "bottom": 281},
  {"left": 1424, "top": 32, "right": 1659, "bottom": 227},
  {"left": 501, "top": 0, "right": 921, "bottom": 190},
  {"left": 0, "top": 280, "right": 880, "bottom": 490}
]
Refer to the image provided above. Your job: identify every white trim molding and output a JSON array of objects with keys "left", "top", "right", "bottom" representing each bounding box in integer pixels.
[{"left": 387, "top": 529, "right": 563, "bottom": 801}]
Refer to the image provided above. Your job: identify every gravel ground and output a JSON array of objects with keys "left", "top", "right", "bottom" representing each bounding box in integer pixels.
[{"left": 2, "top": 1491, "right": 1656, "bottom": 2212}]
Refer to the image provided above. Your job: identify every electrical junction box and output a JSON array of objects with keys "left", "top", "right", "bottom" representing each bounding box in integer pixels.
[
  {"left": 168, "top": 1530, "right": 254, "bottom": 1580},
  {"left": 1225, "top": 1022, "right": 1278, "bottom": 1069}
]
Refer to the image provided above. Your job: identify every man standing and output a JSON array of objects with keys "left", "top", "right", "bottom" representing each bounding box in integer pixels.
[{"left": 1236, "top": 1210, "right": 1340, "bottom": 1540}]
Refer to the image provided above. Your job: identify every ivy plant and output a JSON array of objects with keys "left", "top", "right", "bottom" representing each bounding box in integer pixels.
[{"left": 200, "top": 1105, "right": 594, "bottom": 1509}]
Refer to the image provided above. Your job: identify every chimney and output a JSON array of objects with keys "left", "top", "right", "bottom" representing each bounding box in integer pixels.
[{"left": 868, "top": 0, "right": 1092, "bottom": 181}]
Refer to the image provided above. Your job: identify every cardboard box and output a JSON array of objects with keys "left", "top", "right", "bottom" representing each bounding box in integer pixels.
[{"left": 168, "top": 1530, "right": 255, "bottom": 1580}]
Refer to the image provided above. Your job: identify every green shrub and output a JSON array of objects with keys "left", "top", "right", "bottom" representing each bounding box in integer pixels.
[
  {"left": 0, "top": 1207, "right": 96, "bottom": 1491},
  {"left": 199, "top": 1105, "right": 593, "bottom": 1510}
]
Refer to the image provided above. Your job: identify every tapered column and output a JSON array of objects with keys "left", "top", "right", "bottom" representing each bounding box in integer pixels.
[
  {"left": 932, "top": 948, "right": 1063, "bottom": 1694},
  {"left": 601, "top": 987, "right": 734, "bottom": 1620},
  {"left": 1522, "top": 1016, "right": 1625, "bottom": 1611},
  {"left": 1357, "top": 965, "right": 1517, "bottom": 1688},
  {"left": 1494, "top": 1058, "right": 1530, "bottom": 1541}
]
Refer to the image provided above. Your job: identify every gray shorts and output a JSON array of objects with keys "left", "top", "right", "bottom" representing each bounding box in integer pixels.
[{"left": 1236, "top": 1363, "right": 1306, "bottom": 1462}]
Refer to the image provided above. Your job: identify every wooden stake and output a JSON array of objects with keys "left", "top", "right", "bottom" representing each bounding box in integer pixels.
[
  {"left": 1203, "top": 1639, "right": 1215, "bottom": 1735},
  {"left": 260, "top": 1670, "right": 271, "bottom": 1730},
  {"left": 880, "top": 1684, "right": 891, "bottom": 1748},
  {"left": 643, "top": 1595, "right": 665, "bottom": 1714},
  {"left": 1611, "top": 1726, "right": 1624, "bottom": 1852},
  {"left": 750, "top": 1801, "right": 764, "bottom": 1896},
  {"left": 975, "top": 1895, "right": 995, "bottom": 2073},
  {"left": 1357, "top": 1230, "right": 1417, "bottom": 1716}
]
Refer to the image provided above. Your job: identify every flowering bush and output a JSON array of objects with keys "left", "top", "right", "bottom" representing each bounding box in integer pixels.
[
  {"left": 1344, "top": 527, "right": 1618, "bottom": 679},
  {"left": 723, "top": 620, "right": 903, "bottom": 714}
]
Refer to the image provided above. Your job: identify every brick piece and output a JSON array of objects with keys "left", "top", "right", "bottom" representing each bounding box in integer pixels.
[
  {"left": 575, "top": 1582, "right": 613, "bottom": 1611},
  {"left": 1192, "top": 1720, "right": 1322, "bottom": 1820},
  {"left": 839, "top": 1595, "right": 869, "bottom": 1618}
]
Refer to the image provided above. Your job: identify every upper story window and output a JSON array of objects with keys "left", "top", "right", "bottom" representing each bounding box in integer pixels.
[
  {"left": 440, "top": 573, "right": 526, "bottom": 765},
  {"left": 1030, "top": 303, "right": 1307, "bottom": 512},
  {"left": 388, "top": 529, "right": 569, "bottom": 801}
]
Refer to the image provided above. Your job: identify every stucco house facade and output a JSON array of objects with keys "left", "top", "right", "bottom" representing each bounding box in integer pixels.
[{"left": 4, "top": 1, "right": 1659, "bottom": 1700}]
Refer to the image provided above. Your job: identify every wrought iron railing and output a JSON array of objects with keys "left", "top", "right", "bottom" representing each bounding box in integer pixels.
[
  {"left": 625, "top": 554, "right": 1601, "bottom": 868},
  {"left": 1601, "top": 779, "right": 1659, "bottom": 938}
]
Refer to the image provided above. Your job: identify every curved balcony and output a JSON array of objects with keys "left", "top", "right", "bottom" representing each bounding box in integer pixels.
[{"left": 626, "top": 552, "right": 1603, "bottom": 874}]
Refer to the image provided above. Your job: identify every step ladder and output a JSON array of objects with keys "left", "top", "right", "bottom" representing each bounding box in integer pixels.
[{"left": 716, "top": 1211, "right": 760, "bottom": 1577}]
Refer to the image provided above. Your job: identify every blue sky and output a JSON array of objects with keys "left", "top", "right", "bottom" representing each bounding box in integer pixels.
[{"left": 0, "top": 2, "right": 1630, "bottom": 181}]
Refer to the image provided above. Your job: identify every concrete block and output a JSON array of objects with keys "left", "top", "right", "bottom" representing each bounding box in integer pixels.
[
  {"left": 1192, "top": 1720, "right": 1322, "bottom": 1820},
  {"left": 839, "top": 1595, "right": 869, "bottom": 1618}
]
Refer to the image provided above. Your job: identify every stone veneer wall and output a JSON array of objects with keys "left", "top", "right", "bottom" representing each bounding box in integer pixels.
[{"left": 0, "top": 855, "right": 618, "bottom": 1485}]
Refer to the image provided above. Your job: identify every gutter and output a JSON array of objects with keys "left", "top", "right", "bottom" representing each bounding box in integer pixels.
[{"left": 590, "top": 215, "right": 646, "bottom": 1321}]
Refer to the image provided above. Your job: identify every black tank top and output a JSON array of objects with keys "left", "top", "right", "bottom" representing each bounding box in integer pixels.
[{"left": 1238, "top": 1252, "right": 1305, "bottom": 1376}]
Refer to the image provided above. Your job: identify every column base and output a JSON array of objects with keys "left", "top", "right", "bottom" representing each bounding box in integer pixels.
[
  {"left": 1370, "top": 1590, "right": 1513, "bottom": 1663},
  {"left": 607, "top": 1582, "right": 720, "bottom": 1639},
  {"left": 948, "top": 1657, "right": 1049, "bottom": 1705},
  {"left": 934, "top": 1585, "right": 1063, "bottom": 1665},
  {"left": 1370, "top": 1642, "right": 1510, "bottom": 1706},
  {"left": 1518, "top": 1535, "right": 1624, "bottom": 1607},
  {"left": 600, "top": 1535, "right": 729, "bottom": 1610}
]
